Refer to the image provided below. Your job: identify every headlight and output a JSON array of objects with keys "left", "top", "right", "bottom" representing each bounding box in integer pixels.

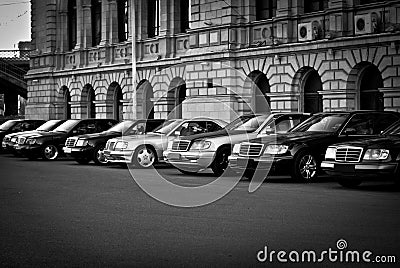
[
  {"left": 325, "top": 147, "right": 336, "bottom": 160},
  {"left": 11, "top": 137, "right": 18, "bottom": 143},
  {"left": 190, "top": 140, "right": 212, "bottom": 150},
  {"left": 115, "top": 141, "right": 128, "bottom": 150},
  {"left": 75, "top": 139, "right": 88, "bottom": 147},
  {"left": 26, "top": 138, "right": 37, "bottom": 145},
  {"left": 363, "top": 149, "right": 390, "bottom": 161},
  {"left": 167, "top": 140, "right": 173, "bottom": 150},
  {"left": 3, "top": 136, "right": 10, "bottom": 142},
  {"left": 232, "top": 144, "right": 241, "bottom": 155},
  {"left": 264, "top": 145, "right": 289, "bottom": 155}
]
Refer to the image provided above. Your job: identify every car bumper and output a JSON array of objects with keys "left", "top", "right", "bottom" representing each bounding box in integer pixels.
[
  {"left": 321, "top": 161, "right": 398, "bottom": 177},
  {"left": 163, "top": 150, "right": 215, "bottom": 172},
  {"left": 228, "top": 155, "right": 293, "bottom": 174},
  {"left": 103, "top": 149, "right": 133, "bottom": 163},
  {"left": 14, "top": 144, "right": 42, "bottom": 157},
  {"left": 2, "top": 141, "right": 17, "bottom": 151},
  {"left": 63, "top": 146, "right": 93, "bottom": 159}
]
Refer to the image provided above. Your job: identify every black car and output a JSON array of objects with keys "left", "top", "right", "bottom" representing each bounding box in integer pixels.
[
  {"left": 228, "top": 111, "right": 400, "bottom": 182},
  {"left": 63, "top": 119, "right": 165, "bottom": 165},
  {"left": 321, "top": 120, "right": 400, "bottom": 187},
  {"left": 16, "top": 119, "right": 118, "bottom": 160},
  {"left": 2, "top": 120, "right": 66, "bottom": 153},
  {"left": 0, "top": 119, "right": 45, "bottom": 152}
]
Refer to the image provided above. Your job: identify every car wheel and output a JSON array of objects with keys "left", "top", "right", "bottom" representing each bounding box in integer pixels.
[
  {"left": 211, "top": 147, "right": 231, "bottom": 176},
  {"left": 41, "top": 144, "right": 59, "bottom": 160},
  {"left": 93, "top": 144, "right": 107, "bottom": 165},
  {"left": 338, "top": 178, "right": 362, "bottom": 188},
  {"left": 132, "top": 145, "right": 156, "bottom": 168},
  {"left": 76, "top": 158, "right": 90, "bottom": 164},
  {"left": 291, "top": 150, "right": 318, "bottom": 182}
]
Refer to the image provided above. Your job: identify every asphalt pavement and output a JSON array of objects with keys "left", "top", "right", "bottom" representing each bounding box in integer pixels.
[{"left": 0, "top": 154, "right": 399, "bottom": 267}]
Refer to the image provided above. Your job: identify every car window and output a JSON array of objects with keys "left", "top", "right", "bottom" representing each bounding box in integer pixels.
[
  {"left": 0, "top": 120, "right": 17, "bottom": 131},
  {"left": 145, "top": 120, "right": 164, "bottom": 132},
  {"left": 205, "top": 121, "right": 222, "bottom": 132},
  {"left": 342, "top": 113, "right": 399, "bottom": 135},
  {"left": 126, "top": 122, "right": 147, "bottom": 135},
  {"left": 12, "top": 122, "right": 34, "bottom": 132},
  {"left": 72, "top": 121, "right": 92, "bottom": 135},
  {"left": 292, "top": 114, "right": 348, "bottom": 133}
]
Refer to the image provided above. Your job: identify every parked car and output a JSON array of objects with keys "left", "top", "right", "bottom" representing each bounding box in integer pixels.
[
  {"left": 103, "top": 118, "right": 227, "bottom": 168},
  {"left": 228, "top": 111, "right": 400, "bottom": 182},
  {"left": 2, "top": 120, "right": 66, "bottom": 153},
  {"left": 16, "top": 119, "right": 118, "bottom": 160},
  {"left": 321, "top": 120, "right": 400, "bottom": 187},
  {"left": 0, "top": 119, "right": 45, "bottom": 152},
  {"left": 63, "top": 119, "right": 165, "bottom": 165},
  {"left": 164, "top": 113, "right": 310, "bottom": 176}
]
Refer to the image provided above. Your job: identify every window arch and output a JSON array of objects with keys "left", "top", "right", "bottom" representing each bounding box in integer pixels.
[
  {"left": 92, "top": 0, "right": 102, "bottom": 46},
  {"left": 68, "top": 0, "right": 77, "bottom": 50},
  {"left": 88, "top": 87, "right": 96, "bottom": 118},
  {"left": 63, "top": 87, "right": 71, "bottom": 119}
]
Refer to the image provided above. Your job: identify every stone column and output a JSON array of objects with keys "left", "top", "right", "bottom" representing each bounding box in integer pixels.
[
  {"left": 380, "top": 87, "right": 400, "bottom": 112},
  {"left": 82, "top": 3, "right": 93, "bottom": 48},
  {"left": 108, "top": 0, "right": 119, "bottom": 44},
  {"left": 75, "top": 0, "right": 85, "bottom": 49},
  {"left": 58, "top": 11, "right": 69, "bottom": 52},
  {"left": 99, "top": 0, "right": 110, "bottom": 46}
]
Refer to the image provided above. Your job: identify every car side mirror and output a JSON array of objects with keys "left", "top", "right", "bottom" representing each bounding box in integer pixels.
[
  {"left": 174, "top": 130, "right": 181, "bottom": 136},
  {"left": 264, "top": 126, "right": 275, "bottom": 134},
  {"left": 342, "top": 128, "right": 357, "bottom": 135}
]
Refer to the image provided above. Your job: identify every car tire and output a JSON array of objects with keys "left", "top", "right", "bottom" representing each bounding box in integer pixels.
[
  {"left": 338, "top": 178, "right": 362, "bottom": 188},
  {"left": 41, "top": 144, "right": 59, "bottom": 160},
  {"left": 93, "top": 144, "right": 107, "bottom": 165},
  {"left": 291, "top": 150, "right": 318, "bottom": 182},
  {"left": 76, "top": 158, "right": 90, "bottom": 164},
  {"left": 211, "top": 147, "right": 231, "bottom": 177},
  {"left": 131, "top": 145, "right": 156, "bottom": 168}
]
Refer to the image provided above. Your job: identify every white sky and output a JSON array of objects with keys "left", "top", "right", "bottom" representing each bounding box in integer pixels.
[{"left": 0, "top": 1, "right": 31, "bottom": 50}]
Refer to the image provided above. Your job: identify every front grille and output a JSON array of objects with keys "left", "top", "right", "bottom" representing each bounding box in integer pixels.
[
  {"left": 239, "top": 143, "right": 264, "bottom": 157},
  {"left": 106, "top": 141, "right": 116, "bottom": 151},
  {"left": 65, "top": 138, "right": 77, "bottom": 147},
  {"left": 171, "top": 140, "right": 191, "bottom": 151},
  {"left": 335, "top": 146, "right": 363, "bottom": 162},
  {"left": 18, "top": 137, "right": 26, "bottom": 145}
]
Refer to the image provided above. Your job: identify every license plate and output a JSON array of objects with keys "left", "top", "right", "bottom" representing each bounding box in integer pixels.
[
  {"left": 336, "top": 164, "right": 355, "bottom": 172},
  {"left": 63, "top": 147, "right": 72, "bottom": 153},
  {"left": 168, "top": 153, "right": 181, "bottom": 160}
]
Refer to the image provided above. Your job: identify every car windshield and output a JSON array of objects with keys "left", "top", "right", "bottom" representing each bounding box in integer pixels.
[
  {"left": 0, "top": 120, "right": 17, "bottom": 131},
  {"left": 225, "top": 115, "right": 269, "bottom": 132},
  {"left": 291, "top": 114, "right": 348, "bottom": 133},
  {"left": 383, "top": 121, "right": 400, "bottom": 136},
  {"left": 52, "top": 120, "right": 80, "bottom": 133},
  {"left": 151, "top": 120, "right": 181, "bottom": 134},
  {"left": 36, "top": 120, "right": 60, "bottom": 131},
  {"left": 106, "top": 121, "right": 134, "bottom": 133}
]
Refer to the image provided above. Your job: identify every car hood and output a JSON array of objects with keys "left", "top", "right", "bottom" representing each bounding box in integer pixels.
[
  {"left": 26, "top": 131, "right": 65, "bottom": 139},
  {"left": 6, "top": 130, "right": 39, "bottom": 138},
  {"left": 181, "top": 129, "right": 248, "bottom": 141},
  {"left": 333, "top": 136, "right": 400, "bottom": 148},
  {"left": 117, "top": 133, "right": 164, "bottom": 143},
  {"left": 75, "top": 131, "right": 121, "bottom": 140},
  {"left": 251, "top": 131, "right": 334, "bottom": 145}
]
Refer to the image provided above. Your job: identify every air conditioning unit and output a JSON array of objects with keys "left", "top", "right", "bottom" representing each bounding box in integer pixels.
[
  {"left": 355, "top": 13, "right": 379, "bottom": 35},
  {"left": 298, "top": 22, "right": 313, "bottom": 41},
  {"left": 298, "top": 21, "right": 322, "bottom": 42}
]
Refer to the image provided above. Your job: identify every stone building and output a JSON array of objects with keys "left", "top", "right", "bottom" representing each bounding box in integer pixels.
[{"left": 26, "top": 0, "right": 400, "bottom": 121}]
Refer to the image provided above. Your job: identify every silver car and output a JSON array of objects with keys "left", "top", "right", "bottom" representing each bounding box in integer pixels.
[
  {"left": 103, "top": 118, "right": 227, "bottom": 168},
  {"left": 164, "top": 113, "right": 310, "bottom": 176}
]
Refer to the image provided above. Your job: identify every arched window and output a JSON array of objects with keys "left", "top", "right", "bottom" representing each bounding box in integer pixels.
[
  {"left": 88, "top": 87, "right": 96, "bottom": 118},
  {"left": 148, "top": 0, "right": 160, "bottom": 37},
  {"left": 117, "top": 0, "right": 129, "bottom": 42},
  {"left": 64, "top": 89, "right": 71, "bottom": 119},
  {"left": 303, "top": 70, "right": 323, "bottom": 113},
  {"left": 304, "top": 0, "right": 328, "bottom": 13},
  {"left": 68, "top": 0, "right": 77, "bottom": 50},
  {"left": 92, "top": 0, "right": 102, "bottom": 46},
  {"left": 256, "top": 0, "right": 277, "bottom": 20}
]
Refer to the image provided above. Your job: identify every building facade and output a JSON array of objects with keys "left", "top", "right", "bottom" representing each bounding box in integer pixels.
[{"left": 26, "top": 0, "right": 400, "bottom": 121}]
